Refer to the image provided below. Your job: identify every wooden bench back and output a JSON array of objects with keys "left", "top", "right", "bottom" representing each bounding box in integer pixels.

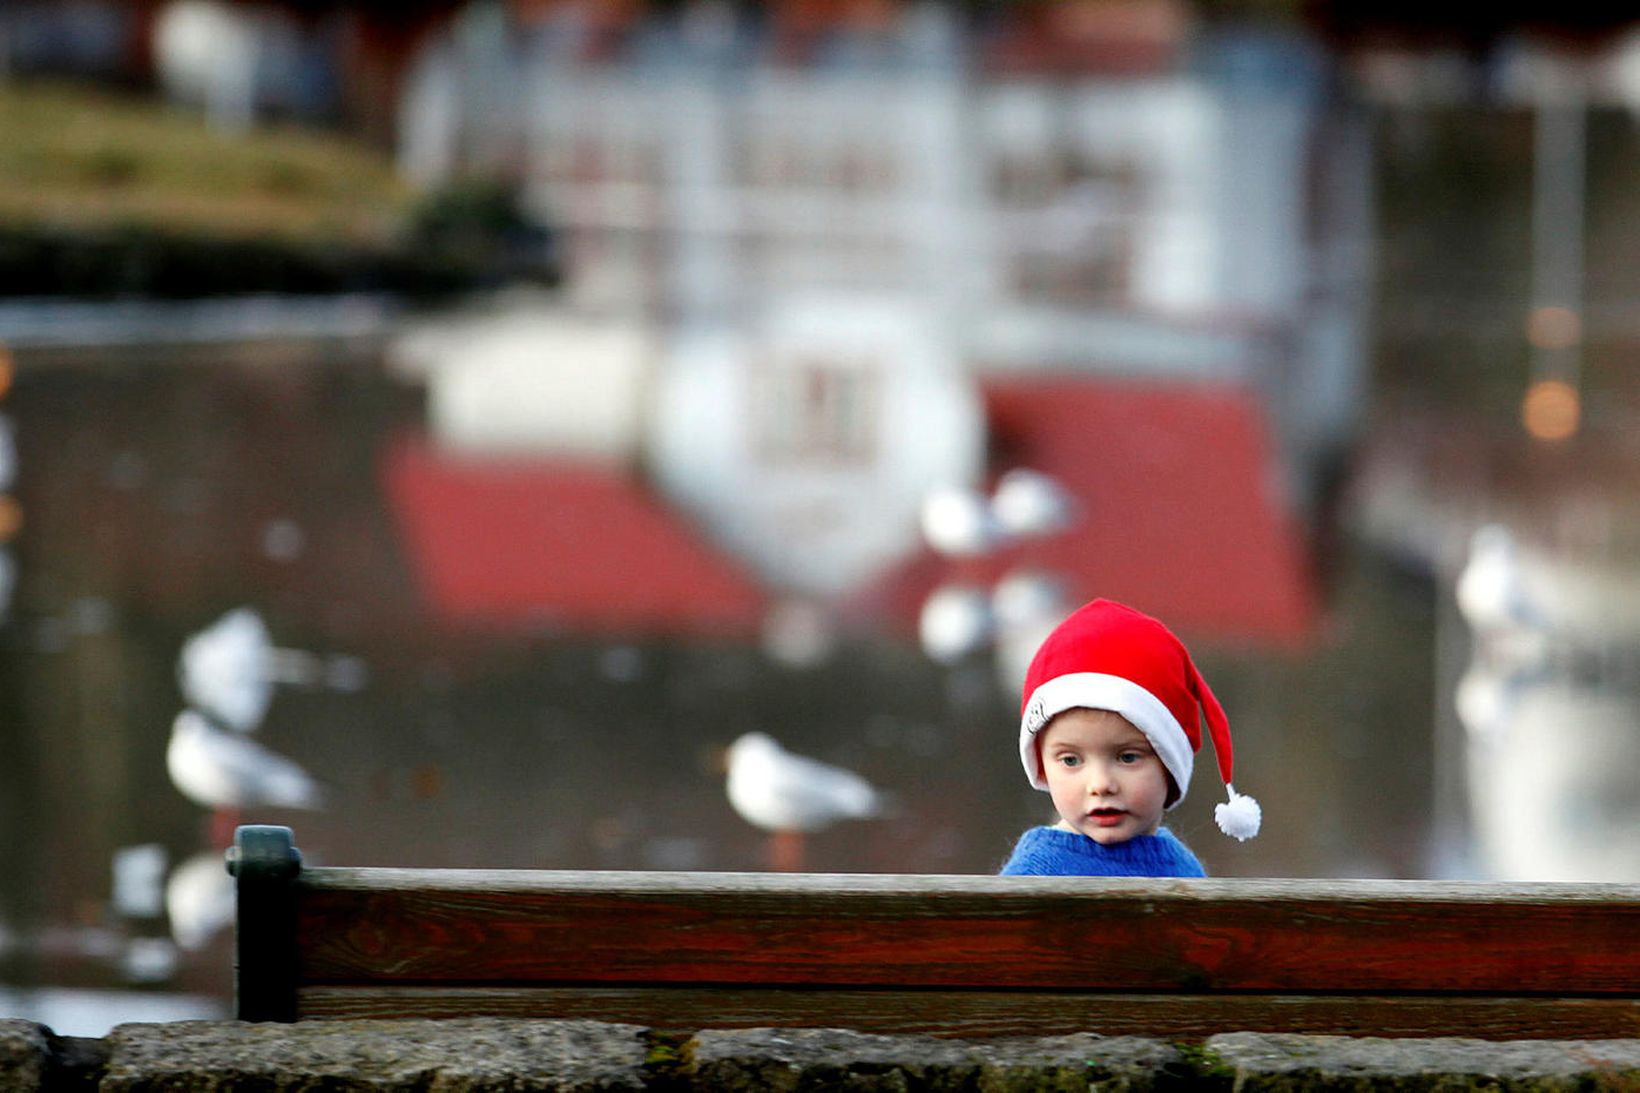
[{"left": 231, "top": 826, "right": 1640, "bottom": 1039}]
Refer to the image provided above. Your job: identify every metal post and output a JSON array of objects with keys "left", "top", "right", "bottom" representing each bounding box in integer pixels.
[{"left": 227, "top": 825, "right": 302, "bottom": 1022}]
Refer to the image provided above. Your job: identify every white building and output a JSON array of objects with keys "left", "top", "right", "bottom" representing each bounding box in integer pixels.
[{"left": 392, "top": 0, "right": 1369, "bottom": 597}]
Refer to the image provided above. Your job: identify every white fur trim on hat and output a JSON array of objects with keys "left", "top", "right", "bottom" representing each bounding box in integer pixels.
[{"left": 1018, "top": 672, "right": 1195, "bottom": 808}]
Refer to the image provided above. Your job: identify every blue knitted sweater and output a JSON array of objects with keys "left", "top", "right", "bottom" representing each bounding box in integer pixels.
[{"left": 998, "top": 825, "right": 1206, "bottom": 877}]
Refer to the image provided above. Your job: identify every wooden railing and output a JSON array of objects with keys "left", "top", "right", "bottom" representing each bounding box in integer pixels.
[{"left": 229, "top": 825, "right": 1640, "bottom": 1039}]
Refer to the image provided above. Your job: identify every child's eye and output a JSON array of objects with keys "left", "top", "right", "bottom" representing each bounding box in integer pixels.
[
  {"left": 1057, "top": 754, "right": 1081, "bottom": 768},
  {"left": 1118, "top": 751, "right": 1144, "bottom": 764}
]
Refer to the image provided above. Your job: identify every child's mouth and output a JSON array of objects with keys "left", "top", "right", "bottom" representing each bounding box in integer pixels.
[{"left": 1089, "top": 809, "right": 1126, "bottom": 826}]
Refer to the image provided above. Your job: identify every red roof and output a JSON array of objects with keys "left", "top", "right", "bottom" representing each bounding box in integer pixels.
[
  {"left": 382, "top": 436, "right": 766, "bottom": 635},
  {"left": 858, "top": 376, "right": 1318, "bottom": 648},
  {"left": 384, "top": 375, "right": 1315, "bottom": 647}
]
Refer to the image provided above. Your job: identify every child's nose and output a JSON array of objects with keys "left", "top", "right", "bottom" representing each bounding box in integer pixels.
[{"left": 1089, "top": 763, "right": 1121, "bottom": 794}]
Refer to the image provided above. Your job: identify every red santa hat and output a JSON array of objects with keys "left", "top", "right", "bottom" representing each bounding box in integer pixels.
[{"left": 1018, "top": 598, "right": 1260, "bottom": 840}]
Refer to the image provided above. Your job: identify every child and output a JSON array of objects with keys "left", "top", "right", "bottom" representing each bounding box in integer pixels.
[{"left": 999, "top": 598, "right": 1260, "bottom": 876}]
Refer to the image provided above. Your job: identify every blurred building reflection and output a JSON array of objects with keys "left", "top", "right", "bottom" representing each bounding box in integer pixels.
[{"left": 389, "top": 1, "right": 1360, "bottom": 649}]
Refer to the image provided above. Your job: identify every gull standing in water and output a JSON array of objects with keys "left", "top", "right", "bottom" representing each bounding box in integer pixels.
[
  {"left": 178, "top": 606, "right": 365, "bottom": 734},
  {"left": 178, "top": 607, "right": 286, "bottom": 733},
  {"left": 725, "top": 732, "right": 889, "bottom": 871},
  {"left": 1456, "top": 524, "right": 1551, "bottom": 639},
  {"left": 989, "top": 468, "right": 1077, "bottom": 539},
  {"left": 919, "top": 486, "right": 1001, "bottom": 557},
  {"left": 166, "top": 709, "right": 324, "bottom": 844},
  {"left": 165, "top": 849, "right": 237, "bottom": 952}
]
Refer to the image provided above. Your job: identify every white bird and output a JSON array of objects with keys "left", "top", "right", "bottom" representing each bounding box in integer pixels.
[
  {"left": 179, "top": 607, "right": 348, "bottom": 733},
  {"left": 918, "top": 584, "right": 994, "bottom": 664},
  {"left": 990, "top": 468, "right": 1076, "bottom": 538},
  {"left": 152, "top": 0, "right": 261, "bottom": 133},
  {"left": 990, "top": 569, "right": 1069, "bottom": 632},
  {"left": 991, "top": 569, "right": 1071, "bottom": 695},
  {"left": 166, "top": 709, "right": 325, "bottom": 813},
  {"left": 1456, "top": 524, "right": 1550, "bottom": 638},
  {"left": 165, "top": 849, "right": 236, "bottom": 952},
  {"left": 1454, "top": 655, "right": 1545, "bottom": 743},
  {"left": 111, "top": 843, "right": 169, "bottom": 919},
  {"left": 178, "top": 608, "right": 279, "bottom": 732},
  {"left": 919, "top": 486, "right": 1001, "bottom": 557},
  {"left": 726, "top": 733, "right": 889, "bottom": 870}
]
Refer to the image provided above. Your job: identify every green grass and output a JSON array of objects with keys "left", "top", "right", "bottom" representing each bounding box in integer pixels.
[{"left": 0, "top": 80, "right": 416, "bottom": 246}]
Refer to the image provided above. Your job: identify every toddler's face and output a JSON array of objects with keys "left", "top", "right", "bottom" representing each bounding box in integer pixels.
[{"left": 1038, "top": 708, "right": 1169, "bottom": 845}]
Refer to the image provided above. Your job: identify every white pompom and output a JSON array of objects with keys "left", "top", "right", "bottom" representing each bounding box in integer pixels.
[{"left": 1215, "top": 784, "right": 1261, "bottom": 841}]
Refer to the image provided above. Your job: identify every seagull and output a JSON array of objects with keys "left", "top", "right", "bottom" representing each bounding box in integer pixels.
[
  {"left": 1454, "top": 656, "right": 1536, "bottom": 742},
  {"left": 178, "top": 607, "right": 281, "bottom": 733},
  {"left": 918, "top": 583, "right": 994, "bottom": 664},
  {"left": 991, "top": 569, "right": 1071, "bottom": 695},
  {"left": 920, "top": 486, "right": 1001, "bottom": 557},
  {"left": 166, "top": 709, "right": 324, "bottom": 844},
  {"left": 165, "top": 849, "right": 236, "bottom": 952},
  {"left": 990, "top": 468, "right": 1076, "bottom": 539},
  {"left": 725, "top": 732, "right": 890, "bottom": 871},
  {"left": 179, "top": 607, "right": 361, "bottom": 733},
  {"left": 990, "top": 568, "right": 1069, "bottom": 632},
  {"left": 111, "top": 843, "right": 169, "bottom": 920},
  {"left": 1456, "top": 524, "right": 1550, "bottom": 638}
]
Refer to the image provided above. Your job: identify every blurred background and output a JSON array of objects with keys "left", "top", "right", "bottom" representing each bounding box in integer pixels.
[{"left": 3, "top": 0, "right": 1640, "bottom": 1034}]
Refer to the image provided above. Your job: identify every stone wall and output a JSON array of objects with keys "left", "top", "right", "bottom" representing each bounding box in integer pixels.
[{"left": 4, "top": 1017, "right": 1639, "bottom": 1091}]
